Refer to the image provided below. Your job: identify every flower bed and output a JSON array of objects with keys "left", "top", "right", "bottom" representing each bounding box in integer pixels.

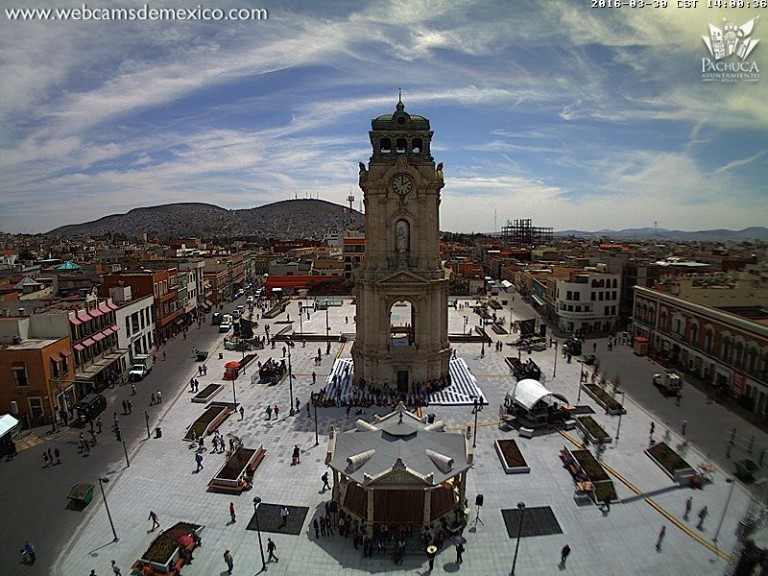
[
  {"left": 571, "top": 449, "right": 610, "bottom": 482},
  {"left": 66, "top": 483, "right": 94, "bottom": 504},
  {"left": 494, "top": 439, "right": 530, "bottom": 474},
  {"left": 208, "top": 444, "right": 266, "bottom": 492},
  {"left": 645, "top": 442, "right": 697, "bottom": 485},
  {"left": 183, "top": 404, "right": 231, "bottom": 441},
  {"left": 191, "top": 384, "right": 223, "bottom": 404},
  {"left": 582, "top": 384, "right": 625, "bottom": 415},
  {"left": 139, "top": 522, "right": 201, "bottom": 573},
  {"left": 576, "top": 416, "right": 612, "bottom": 445}
]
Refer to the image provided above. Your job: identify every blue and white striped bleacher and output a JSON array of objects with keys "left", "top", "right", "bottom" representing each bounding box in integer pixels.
[
  {"left": 428, "top": 357, "right": 486, "bottom": 407},
  {"left": 322, "top": 357, "right": 485, "bottom": 407}
]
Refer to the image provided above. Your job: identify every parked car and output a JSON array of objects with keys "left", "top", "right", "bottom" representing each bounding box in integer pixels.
[{"left": 219, "top": 322, "right": 232, "bottom": 333}]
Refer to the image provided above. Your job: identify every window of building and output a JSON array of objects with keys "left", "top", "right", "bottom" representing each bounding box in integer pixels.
[
  {"left": 704, "top": 328, "right": 714, "bottom": 353},
  {"left": 12, "top": 363, "right": 29, "bottom": 387},
  {"left": 396, "top": 138, "right": 407, "bottom": 153},
  {"left": 50, "top": 358, "right": 59, "bottom": 379},
  {"left": 575, "top": 305, "right": 581, "bottom": 312},
  {"left": 573, "top": 292, "right": 580, "bottom": 301},
  {"left": 591, "top": 292, "right": 596, "bottom": 301},
  {"left": 566, "top": 290, "right": 572, "bottom": 300},
  {"left": 28, "top": 397, "right": 44, "bottom": 418}
]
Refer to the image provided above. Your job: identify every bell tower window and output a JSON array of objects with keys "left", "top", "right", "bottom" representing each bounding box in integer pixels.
[
  {"left": 396, "top": 138, "right": 407, "bottom": 154},
  {"left": 380, "top": 138, "right": 391, "bottom": 153},
  {"left": 412, "top": 138, "right": 422, "bottom": 154}
]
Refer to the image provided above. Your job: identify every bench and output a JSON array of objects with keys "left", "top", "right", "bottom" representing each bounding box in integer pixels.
[{"left": 735, "top": 459, "right": 759, "bottom": 482}]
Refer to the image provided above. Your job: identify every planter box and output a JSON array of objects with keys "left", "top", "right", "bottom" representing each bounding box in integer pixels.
[
  {"left": 183, "top": 404, "right": 232, "bottom": 441},
  {"left": 192, "top": 384, "right": 223, "bottom": 404},
  {"left": 576, "top": 416, "right": 612, "bottom": 445},
  {"left": 66, "top": 483, "right": 94, "bottom": 504},
  {"left": 138, "top": 522, "right": 202, "bottom": 573},
  {"left": 645, "top": 442, "right": 697, "bottom": 485},
  {"left": 581, "top": 384, "right": 626, "bottom": 415},
  {"left": 494, "top": 439, "right": 530, "bottom": 474},
  {"left": 208, "top": 445, "right": 265, "bottom": 492}
]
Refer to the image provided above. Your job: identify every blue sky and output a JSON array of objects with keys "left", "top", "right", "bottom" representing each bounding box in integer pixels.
[{"left": 1, "top": 0, "right": 767, "bottom": 234}]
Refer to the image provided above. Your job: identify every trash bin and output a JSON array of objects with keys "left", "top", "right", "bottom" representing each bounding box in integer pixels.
[
  {"left": 427, "top": 414, "right": 435, "bottom": 424},
  {"left": 155, "top": 427, "right": 162, "bottom": 439}
]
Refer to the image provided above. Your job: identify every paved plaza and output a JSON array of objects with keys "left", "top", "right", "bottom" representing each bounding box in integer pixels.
[{"left": 39, "top": 297, "right": 766, "bottom": 576}]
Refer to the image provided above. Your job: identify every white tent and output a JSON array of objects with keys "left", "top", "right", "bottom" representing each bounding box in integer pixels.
[
  {"left": 506, "top": 379, "right": 554, "bottom": 411},
  {"left": 0, "top": 414, "right": 20, "bottom": 439}
]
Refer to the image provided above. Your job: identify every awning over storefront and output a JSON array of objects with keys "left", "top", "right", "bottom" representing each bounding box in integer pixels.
[
  {"left": 74, "top": 343, "right": 85, "bottom": 352},
  {"left": 92, "top": 332, "right": 106, "bottom": 342},
  {"left": 82, "top": 338, "right": 96, "bottom": 347},
  {"left": 107, "top": 302, "right": 119, "bottom": 311},
  {"left": 531, "top": 295, "right": 545, "bottom": 307},
  {"left": 77, "top": 311, "right": 91, "bottom": 323},
  {"left": 69, "top": 316, "right": 82, "bottom": 326},
  {"left": 88, "top": 307, "right": 103, "bottom": 317},
  {"left": 0, "top": 414, "right": 20, "bottom": 439}
]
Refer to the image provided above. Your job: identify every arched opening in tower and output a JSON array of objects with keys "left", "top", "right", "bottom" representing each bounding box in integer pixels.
[{"left": 389, "top": 299, "right": 414, "bottom": 347}]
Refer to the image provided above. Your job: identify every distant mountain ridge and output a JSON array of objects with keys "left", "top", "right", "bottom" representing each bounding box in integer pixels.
[
  {"left": 46, "top": 200, "right": 364, "bottom": 240},
  {"left": 555, "top": 226, "right": 768, "bottom": 241}
]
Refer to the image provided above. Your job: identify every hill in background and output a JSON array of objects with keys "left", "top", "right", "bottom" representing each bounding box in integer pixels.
[{"left": 46, "top": 200, "right": 363, "bottom": 240}]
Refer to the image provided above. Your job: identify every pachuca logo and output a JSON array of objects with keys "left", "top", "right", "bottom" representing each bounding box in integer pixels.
[{"left": 701, "top": 16, "right": 760, "bottom": 82}]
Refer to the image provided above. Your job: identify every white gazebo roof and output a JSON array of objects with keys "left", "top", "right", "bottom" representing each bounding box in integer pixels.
[{"left": 506, "top": 378, "right": 553, "bottom": 411}]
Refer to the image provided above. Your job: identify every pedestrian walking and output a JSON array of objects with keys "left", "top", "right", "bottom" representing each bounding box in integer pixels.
[
  {"left": 126, "top": 400, "right": 132, "bottom": 414},
  {"left": 110, "top": 560, "right": 122, "bottom": 575},
  {"left": 292, "top": 444, "right": 300, "bottom": 465},
  {"left": 455, "top": 542, "right": 464, "bottom": 564},
  {"left": 676, "top": 390, "right": 682, "bottom": 406},
  {"left": 560, "top": 543, "right": 571, "bottom": 566},
  {"left": 148, "top": 510, "right": 160, "bottom": 531},
  {"left": 54, "top": 447, "right": 61, "bottom": 465},
  {"left": 90, "top": 430, "right": 98, "bottom": 445},
  {"left": 229, "top": 502, "right": 236, "bottom": 523},
  {"left": 682, "top": 419, "right": 688, "bottom": 436},
  {"left": 313, "top": 518, "right": 320, "bottom": 538},
  {"left": 156, "top": 390, "right": 162, "bottom": 403},
  {"left": 321, "top": 471, "right": 330, "bottom": 491},
  {"left": 274, "top": 404, "right": 279, "bottom": 419},
  {"left": 684, "top": 496, "right": 692, "bottom": 521},
  {"left": 280, "top": 506, "right": 290, "bottom": 527},
  {"left": 266, "top": 405, "right": 272, "bottom": 420},
  {"left": 223, "top": 549, "right": 234, "bottom": 574},
  {"left": 427, "top": 544, "right": 437, "bottom": 571},
  {"left": 312, "top": 371, "right": 316, "bottom": 385},
  {"left": 306, "top": 401, "right": 311, "bottom": 418},
  {"left": 238, "top": 405, "right": 244, "bottom": 420},
  {"left": 150, "top": 393, "right": 156, "bottom": 405},
  {"left": 195, "top": 452, "right": 203, "bottom": 472},
  {"left": 267, "top": 538, "right": 278, "bottom": 562},
  {"left": 47, "top": 448, "right": 53, "bottom": 465},
  {"left": 122, "top": 400, "right": 128, "bottom": 414},
  {"left": 96, "top": 416, "right": 103, "bottom": 433},
  {"left": 162, "top": 351, "right": 166, "bottom": 361},
  {"left": 650, "top": 422, "right": 655, "bottom": 436},
  {"left": 43, "top": 450, "right": 49, "bottom": 467},
  {"left": 295, "top": 398, "right": 301, "bottom": 413},
  {"left": 21, "top": 541, "right": 36, "bottom": 564},
  {"left": 656, "top": 525, "right": 666, "bottom": 551},
  {"left": 697, "top": 506, "right": 708, "bottom": 530},
  {"left": 130, "top": 384, "right": 136, "bottom": 396}
]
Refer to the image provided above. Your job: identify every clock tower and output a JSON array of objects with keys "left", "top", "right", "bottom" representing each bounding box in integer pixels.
[{"left": 352, "top": 98, "right": 451, "bottom": 392}]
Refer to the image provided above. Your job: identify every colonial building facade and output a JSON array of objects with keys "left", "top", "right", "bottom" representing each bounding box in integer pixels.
[{"left": 633, "top": 285, "right": 768, "bottom": 416}]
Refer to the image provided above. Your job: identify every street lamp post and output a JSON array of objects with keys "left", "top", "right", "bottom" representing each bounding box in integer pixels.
[
  {"left": 713, "top": 478, "right": 736, "bottom": 558},
  {"left": 577, "top": 362, "right": 585, "bottom": 405},
  {"left": 553, "top": 341, "right": 558, "bottom": 379},
  {"left": 472, "top": 398, "right": 479, "bottom": 449},
  {"left": 480, "top": 301, "right": 486, "bottom": 357},
  {"left": 98, "top": 477, "right": 119, "bottom": 542},
  {"left": 287, "top": 337, "right": 295, "bottom": 415},
  {"left": 252, "top": 497, "right": 267, "bottom": 573},
  {"left": 325, "top": 303, "right": 331, "bottom": 356},
  {"left": 298, "top": 301, "right": 303, "bottom": 336},
  {"left": 510, "top": 501, "right": 526, "bottom": 575},
  {"left": 312, "top": 391, "right": 319, "bottom": 446},
  {"left": 615, "top": 390, "right": 626, "bottom": 441}
]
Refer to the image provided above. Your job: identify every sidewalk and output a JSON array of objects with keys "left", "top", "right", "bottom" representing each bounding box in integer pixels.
[{"left": 54, "top": 297, "right": 756, "bottom": 576}]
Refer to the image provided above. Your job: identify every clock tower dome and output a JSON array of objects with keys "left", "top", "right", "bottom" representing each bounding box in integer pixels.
[{"left": 352, "top": 98, "right": 451, "bottom": 392}]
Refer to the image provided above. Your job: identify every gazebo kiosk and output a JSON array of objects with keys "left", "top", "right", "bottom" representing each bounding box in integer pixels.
[{"left": 325, "top": 402, "right": 473, "bottom": 537}]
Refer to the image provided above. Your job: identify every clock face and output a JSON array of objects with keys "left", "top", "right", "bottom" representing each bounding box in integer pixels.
[{"left": 391, "top": 174, "right": 414, "bottom": 196}]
